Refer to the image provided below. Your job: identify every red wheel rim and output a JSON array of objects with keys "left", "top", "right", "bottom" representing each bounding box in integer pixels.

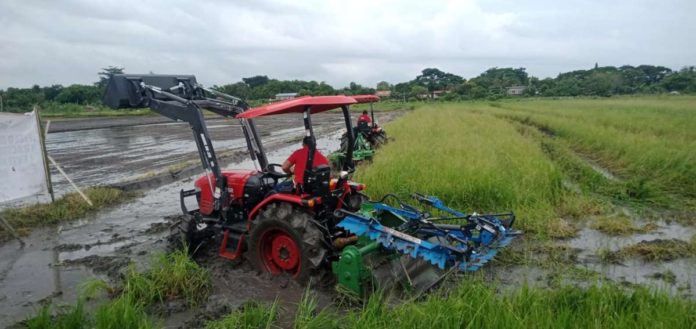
[{"left": 258, "top": 228, "right": 301, "bottom": 277}]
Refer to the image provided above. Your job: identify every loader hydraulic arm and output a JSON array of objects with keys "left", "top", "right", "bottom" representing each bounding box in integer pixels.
[{"left": 102, "top": 74, "right": 269, "bottom": 217}]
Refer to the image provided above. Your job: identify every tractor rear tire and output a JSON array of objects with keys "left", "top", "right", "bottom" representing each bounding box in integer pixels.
[
  {"left": 247, "top": 203, "right": 327, "bottom": 284},
  {"left": 374, "top": 131, "right": 388, "bottom": 146},
  {"left": 340, "top": 133, "right": 350, "bottom": 152}
]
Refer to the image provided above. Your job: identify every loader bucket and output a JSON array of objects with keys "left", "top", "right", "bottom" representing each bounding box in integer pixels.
[{"left": 102, "top": 74, "right": 198, "bottom": 109}]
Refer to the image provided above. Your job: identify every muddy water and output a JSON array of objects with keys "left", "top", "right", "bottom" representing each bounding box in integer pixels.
[
  {"left": 0, "top": 110, "right": 393, "bottom": 327},
  {"left": 568, "top": 221, "right": 696, "bottom": 296},
  {"left": 44, "top": 113, "right": 349, "bottom": 197}
]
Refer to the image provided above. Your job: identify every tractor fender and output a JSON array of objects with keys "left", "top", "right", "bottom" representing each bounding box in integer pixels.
[{"left": 247, "top": 193, "right": 307, "bottom": 221}]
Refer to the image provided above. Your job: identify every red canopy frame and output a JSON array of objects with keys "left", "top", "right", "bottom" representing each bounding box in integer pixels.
[
  {"left": 236, "top": 96, "right": 358, "bottom": 119},
  {"left": 351, "top": 94, "right": 380, "bottom": 104}
]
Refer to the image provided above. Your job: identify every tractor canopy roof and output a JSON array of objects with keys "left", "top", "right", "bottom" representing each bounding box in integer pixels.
[
  {"left": 236, "top": 95, "right": 357, "bottom": 119},
  {"left": 351, "top": 94, "right": 380, "bottom": 103}
]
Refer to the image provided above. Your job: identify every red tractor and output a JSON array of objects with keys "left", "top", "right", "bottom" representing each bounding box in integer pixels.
[{"left": 103, "top": 74, "right": 366, "bottom": 282}]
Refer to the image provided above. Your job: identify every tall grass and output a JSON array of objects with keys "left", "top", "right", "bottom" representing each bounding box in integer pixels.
[{"left": 355, "top": 104, "right": 567, "bottom": 232}]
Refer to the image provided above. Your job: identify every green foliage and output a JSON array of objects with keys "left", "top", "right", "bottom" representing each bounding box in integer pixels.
[
  {"left": 96, "top": 66, "right": 124, "bottom": 90},
  {"left": 205, "top": 301, "right": 278, "bottom": 329},
  {"left": 93, "top": 294, "right": 156, "bottom": 329},
  {"left": 470, "top": 67, "right": 528, "bottom": 91},
  {"left": 208, "top": 281, "right": 696, "bottom": 329},
  {"left": 25, "top": 302, "right": 88, "bottom": 329},
  {"left": 123, "top": 248, "right": 211, "bottom": 307},
  {"left": 415, "top": 68, "right": 464, "bottom": 96}
]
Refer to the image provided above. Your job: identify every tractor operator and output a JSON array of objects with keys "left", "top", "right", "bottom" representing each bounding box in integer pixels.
[
  {"left": 278, "top": 136, "right": 329, "bottom": 192},
  {"left": 357, "top": 110, "right": 372, "bottom": 125}
]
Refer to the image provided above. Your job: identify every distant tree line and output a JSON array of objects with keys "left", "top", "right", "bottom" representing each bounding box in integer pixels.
[
  {"left": 391, "top": 65, "right": 696, "bottom": 101},
  {"left": 1, "top": 64, "right": 695, "bottom": 112}
]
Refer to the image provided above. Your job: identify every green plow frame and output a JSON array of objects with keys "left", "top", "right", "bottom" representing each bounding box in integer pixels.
[{"left": 329, "top": 132, "right": 375, "bottom": 168}]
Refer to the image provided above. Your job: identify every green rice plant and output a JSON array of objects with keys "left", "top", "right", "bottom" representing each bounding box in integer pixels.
[
  {"left": 0, "top": 187, "right": 134, "bottom": 241},
  {"left": 355, "top": 104, "right": 566, "bottom": 234},
  {"left": 293, "top": 290, "right": 338, "bottom": 329},
  {"left": 205, "top": 301, "right": 278, "bottom": 329},
  {"left": 123, "top": 248, "right": 210, "bottom": 307},
  {"left": 93, "top": 294, "right": 156, "bottom": 329},
  {"left": 25, "top": 301, "right": 87, "bottom": 329}
]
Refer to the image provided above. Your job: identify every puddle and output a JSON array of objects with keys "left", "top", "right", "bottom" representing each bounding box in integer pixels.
[{"left": 566, "top": 220, "right": 696, "bottom": 297}]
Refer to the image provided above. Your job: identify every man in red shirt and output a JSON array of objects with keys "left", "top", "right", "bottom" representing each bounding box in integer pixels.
[
  {"left": 357, "top": 110, "right": 372, "bottom": 125},
  {"left": 280, "top": 136, "right": 329, "bottom": 189}
]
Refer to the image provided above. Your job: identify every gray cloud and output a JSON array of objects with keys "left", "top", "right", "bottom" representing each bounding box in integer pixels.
[{"left": 1, "top": 0, "right": 694, "bottom": 89}]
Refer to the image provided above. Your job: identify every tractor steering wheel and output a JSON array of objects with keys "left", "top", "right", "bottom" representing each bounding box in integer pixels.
[{"left": 266, "top": 163, "right": 291, "bottom": 179}]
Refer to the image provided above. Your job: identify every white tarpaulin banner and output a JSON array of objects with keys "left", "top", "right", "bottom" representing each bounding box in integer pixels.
[{"left": 0, "top": 111, "right": 49, "bottom": 203}]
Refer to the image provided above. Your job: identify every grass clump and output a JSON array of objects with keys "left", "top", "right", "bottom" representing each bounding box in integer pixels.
[
  {"left": 590, "top": 215, "right": 657, "bottom": 236},
  {"left": 604, "top": 238, "right": 696, "bottom": 262},
  {"left": 123, "top": 248, "right": 210, "bottom": 307},
  {"left": 545, "top": 218, "right": 580, "bottom": 239},
  {"left": 205, "top": 301, "right": 278, "bottom": 329},
  {"left": 25, "top": 301, "right": 87, "bottom": 329},
  {"left": 93, "top": 294, "right": 156, "bottom": 329},
  {"left": 0, "top": 187, "right": 133, "bottom": 241}
]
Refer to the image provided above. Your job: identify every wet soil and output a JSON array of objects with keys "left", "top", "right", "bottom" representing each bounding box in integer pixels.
[{"left": 0, "top": 111, "right": 403, "bottom": 328}]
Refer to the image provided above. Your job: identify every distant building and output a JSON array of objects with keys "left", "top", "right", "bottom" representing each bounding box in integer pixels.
[
  {"left": 275, "top": 92, "right": 298, "bottom": 100},
  {"left": 506, "top": 86, "right": 527, "bottom": 96},
  {"left": 375, "top": 90, "right": 392, "bottom": 98},
  {"left": 432, "top": 90, "right": 447, "bottom": 99}
]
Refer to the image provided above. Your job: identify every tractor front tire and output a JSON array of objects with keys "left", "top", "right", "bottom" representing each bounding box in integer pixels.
[
  {"left": 171, "top": 214, "right": 211, "bottom": 255},
  {"left": 247, "top": 203, "right": 327, "bottom": 284}
]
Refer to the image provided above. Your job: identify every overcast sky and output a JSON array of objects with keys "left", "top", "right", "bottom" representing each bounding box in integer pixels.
[{"left": 1, "top": 0, "right": 694, "bottom": 89}]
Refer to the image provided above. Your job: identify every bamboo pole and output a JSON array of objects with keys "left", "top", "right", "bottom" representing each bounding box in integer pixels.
[{"left": 35, "top": 108, "right": 55, "bottom": 203}]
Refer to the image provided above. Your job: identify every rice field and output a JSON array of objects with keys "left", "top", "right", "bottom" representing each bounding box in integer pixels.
[{"left": 20, "top": 96, "right": 696, "bottom": 328}]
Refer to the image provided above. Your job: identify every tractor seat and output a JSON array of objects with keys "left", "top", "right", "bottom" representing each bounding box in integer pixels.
[
  {"left": 356, "top": 121, "right": 371, "bottom": 133},
  {"left": 302, "top": 165, "right": 331, "bottom": 196}
]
